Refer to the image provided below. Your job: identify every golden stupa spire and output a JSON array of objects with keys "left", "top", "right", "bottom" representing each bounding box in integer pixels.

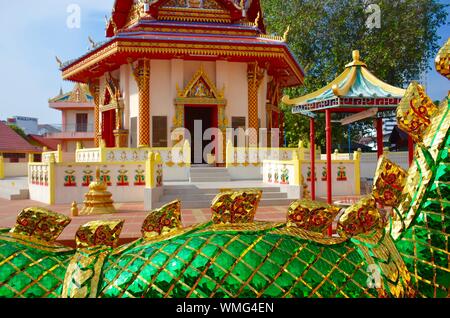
[{"left": 79, "top": 167, "right": 116, "bottom": 215}]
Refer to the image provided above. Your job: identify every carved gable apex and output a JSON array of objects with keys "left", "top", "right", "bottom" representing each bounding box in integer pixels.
[
  {"left": 68, "top": 84, "right": 90, "bottom": 103},
  {"left": 177, "top": 66, "right": 224, "bottom": 99},
  {"left": 162, "top": 0, "right": 224, "bottom": 10}
]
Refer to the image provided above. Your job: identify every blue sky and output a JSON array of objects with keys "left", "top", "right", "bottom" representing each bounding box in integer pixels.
[{"left": 0, "top": 0, "right": 448, "bottom": 125}]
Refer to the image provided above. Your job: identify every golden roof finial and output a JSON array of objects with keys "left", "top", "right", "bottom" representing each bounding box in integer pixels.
[
  {"left": 283, "top": 26, "right": 291, "bottom": 42},
  {"left": 95, "top": 167, "right": 101, "bottom": 182},
  {"left": 254, "top": 12, "right": 260, "bottom": 27},
  {"left": 345, "top": 50, "right": 367, "bottom": 68}
]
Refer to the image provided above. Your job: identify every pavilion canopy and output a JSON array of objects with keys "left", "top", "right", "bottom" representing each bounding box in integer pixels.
[{"left": 282, "top": 50, "right": 406, "bottom": 113}]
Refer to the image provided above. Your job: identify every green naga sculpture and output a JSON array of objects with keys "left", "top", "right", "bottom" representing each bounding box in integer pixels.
[{"left": 0, "top": 41, "right": 449, "bottom": 298}]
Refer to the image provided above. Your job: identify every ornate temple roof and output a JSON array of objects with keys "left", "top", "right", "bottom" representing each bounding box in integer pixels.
[
  {"left": 282, "top": 50, "right": 406, "bottom": 112},
  {"left": 61, "top": 0, "right": 304, "bottom": 87},
  {"left": 49, "top": 83, "right": 94, "bottom": 110}
]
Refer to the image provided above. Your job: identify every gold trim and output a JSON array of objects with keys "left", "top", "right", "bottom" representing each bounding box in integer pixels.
[
  {"left": 158, "top": 7, "right": 232, "bottom": 23},
  {"left": 271, "top": 227, "right": 348, "bottom": 245},
  {"left": 177, "top": 64, "right": 224, "bottom": 99},
  {"left": 135, "top": 25, "right": 257, "bottom": 37},
  {"left": 62, "top": 41, "right": 304, "bottom": 86},
  {"left": 0, "top": 232, "right": 73, "bottom": 253},
  {"left": 332, "top": 66, "right": 357, "bottom": 97}
]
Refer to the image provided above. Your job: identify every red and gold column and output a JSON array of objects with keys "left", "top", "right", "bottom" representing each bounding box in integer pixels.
[
  {"left": 88, "top": 79, "right": 101, "bottom": 147},
  {"left": 247, "top": 62, "right": 264, "bottom": 146},
  {"left": 132, "top": 59, "right": 151, "bottom": 148}
]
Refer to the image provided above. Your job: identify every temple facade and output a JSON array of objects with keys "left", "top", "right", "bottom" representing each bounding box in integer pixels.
[{"left": 61, "top": 0, "right": 304, "bottom": 164}]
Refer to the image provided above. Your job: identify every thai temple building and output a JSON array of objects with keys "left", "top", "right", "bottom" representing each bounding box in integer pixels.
[
  {"left": 24, "top": 0, "right": 411, "bottom": 210},
  {"left": 60, "top": 0, "right": 304, "bottom": 157},
  {"left": 48, "top": 83, "right": 95, "bottom": 153}
]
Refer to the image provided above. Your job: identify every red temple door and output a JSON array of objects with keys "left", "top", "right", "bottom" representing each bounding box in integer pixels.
[{"left": 102, "top": 110, "right": 116, "bottom": 148}]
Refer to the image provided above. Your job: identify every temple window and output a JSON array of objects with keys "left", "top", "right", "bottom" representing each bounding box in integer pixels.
[
  {"left": 76, "top": 113, "right": 88, "bottom": 132},
  {"left": 152, "top": 116, "right": 168, "bottom": 147},
  {"left": 130, "top": 117, "right": 137, "bottom": 148}
]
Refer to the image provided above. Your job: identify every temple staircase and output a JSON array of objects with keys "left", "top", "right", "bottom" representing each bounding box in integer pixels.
[
  {"left": 0, "top": 177, "right": 29, "bottom": 200},
  {"left": 189, "top": 167, "right": 231, "bottom": 183},
  {"left": 158, "top": 182, "right": 294, "bottom": 209}
]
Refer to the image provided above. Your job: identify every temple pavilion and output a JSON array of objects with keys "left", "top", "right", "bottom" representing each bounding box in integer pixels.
[
  {"left": 283, "top": 50, "right": 408, "bottom": 204},
  {"left": 60, "top": 0, "right": 304, "bottom": 164}
]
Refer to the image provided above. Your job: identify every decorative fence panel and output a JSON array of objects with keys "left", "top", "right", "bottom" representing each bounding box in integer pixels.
[{"left": 28, "top": 153, "right": 163, "bottom": 205}]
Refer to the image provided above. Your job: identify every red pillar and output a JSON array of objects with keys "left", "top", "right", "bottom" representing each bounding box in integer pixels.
[
  {"left": 325, "top": 110, "right": 333, "bottom": 237},
  {"left": 310, "top": 118, "right": 316, "bottom": 201},
  {"left": 325, "top": 110, "right": 332, "bottom": 205},
  {"left": 408, "top": 136, "right": 415, "bottom": 165},
  {"left": 376, "top": 118, "right": 384, "bottom": 158}
]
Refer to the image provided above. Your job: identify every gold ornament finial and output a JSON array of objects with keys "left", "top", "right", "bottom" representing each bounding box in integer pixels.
[
  {"left": 254, "top": 12, "right": 260, "bottom": 27},
  {"left": 353, "top": 50, "right": 360, "bottom": 62},
  {"left": 95, "top": 167, "right": 101, "bottom": 182},
  {"left": 283, "top": 26, "right": 291, "bottom": 42},
  {"left": 345, "top": 50, "right": 367, "bottom": 68}
]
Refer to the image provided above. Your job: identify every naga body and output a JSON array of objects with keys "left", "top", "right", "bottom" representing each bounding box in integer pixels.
[{"left": 1, "top": 41, "right": 449, "bottom": 299}]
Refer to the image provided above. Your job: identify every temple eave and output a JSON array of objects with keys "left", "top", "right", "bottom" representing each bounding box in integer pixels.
[{"left": 62, "top": 39, "right": 304, "bottom": 86}]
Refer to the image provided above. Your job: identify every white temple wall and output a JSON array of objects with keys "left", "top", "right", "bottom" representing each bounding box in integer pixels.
[
  {"left": 170, "top": 59, "right": 183, "bottom": 145},
  {"left": 150, "top": 60, "right": 172, "bottom": 146},
  {"left": 222, "top": 62, "right": 248, "bottom": 126}
]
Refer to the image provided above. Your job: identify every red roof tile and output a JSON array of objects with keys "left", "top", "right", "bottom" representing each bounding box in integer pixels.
[
  {"left": 28, "top": 135, "right": 61, "bottom": 151},
  {"left": 0, "top": 122, "right": 42, "bottom": 153}
]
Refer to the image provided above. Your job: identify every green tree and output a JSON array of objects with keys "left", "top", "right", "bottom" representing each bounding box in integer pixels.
[
  {"left": 262, "top": 0, "right": 448, "bottom": 149},
  {"left": 9, "top": 124, "right": 28, "bottom": 140}
]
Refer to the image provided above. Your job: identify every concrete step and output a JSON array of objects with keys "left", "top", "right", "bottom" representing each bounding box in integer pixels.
[
  {"left": 161, "top": 191, "right": 288, "bottom": 202},
  {"left": 190, "top": 168, "right": 228, "bottom": 174},
  {"left": 189, "top": 172, "right": 231, "bottom": 177},
  {"left": 0, "top": 187, "right": 29, "bottom": 200},
  {"left": 190, "top": 177, "right": 232, "bottom": 183},
  {"left": 190, "top": 167, "right": 232, "bottom": 183},
  {"left": 163, "top": 186, "right": 282, "bottom": 195}
]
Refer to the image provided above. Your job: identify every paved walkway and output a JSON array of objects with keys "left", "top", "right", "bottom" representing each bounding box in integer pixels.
[{"left": 0, "top": 198, "right": 289, "bottom": 242}]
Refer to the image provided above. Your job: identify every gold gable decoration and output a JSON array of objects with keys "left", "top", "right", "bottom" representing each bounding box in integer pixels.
[
  {"left": 177, "top": 65, "right": 224, "bottom": 99},
  {"left": 68, "top": 83, "right": 90, "bottom": 103},
  {"left": 158, "top": 0, "right": 232, "bottom": 23},
  {"left": 163, "top": 0, "right": 224, "bottom": 10}
]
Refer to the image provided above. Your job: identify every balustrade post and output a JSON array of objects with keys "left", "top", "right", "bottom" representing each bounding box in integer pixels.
[
  {"left": 48, "top": 154, "right": 56, "bottom": 204},
  {"left": 183, "top": 140, "right": 191, "bottom": 167},
  {"left": 226, "top": 140, "right": 233, "bottom": 168},
  {"left": 0, "top": 155, "right": 4, "bottom": 180}
]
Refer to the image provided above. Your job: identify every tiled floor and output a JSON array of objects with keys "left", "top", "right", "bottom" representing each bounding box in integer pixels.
[{"left": 0, "top": 198, "right": 289, "bottom": 242}]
